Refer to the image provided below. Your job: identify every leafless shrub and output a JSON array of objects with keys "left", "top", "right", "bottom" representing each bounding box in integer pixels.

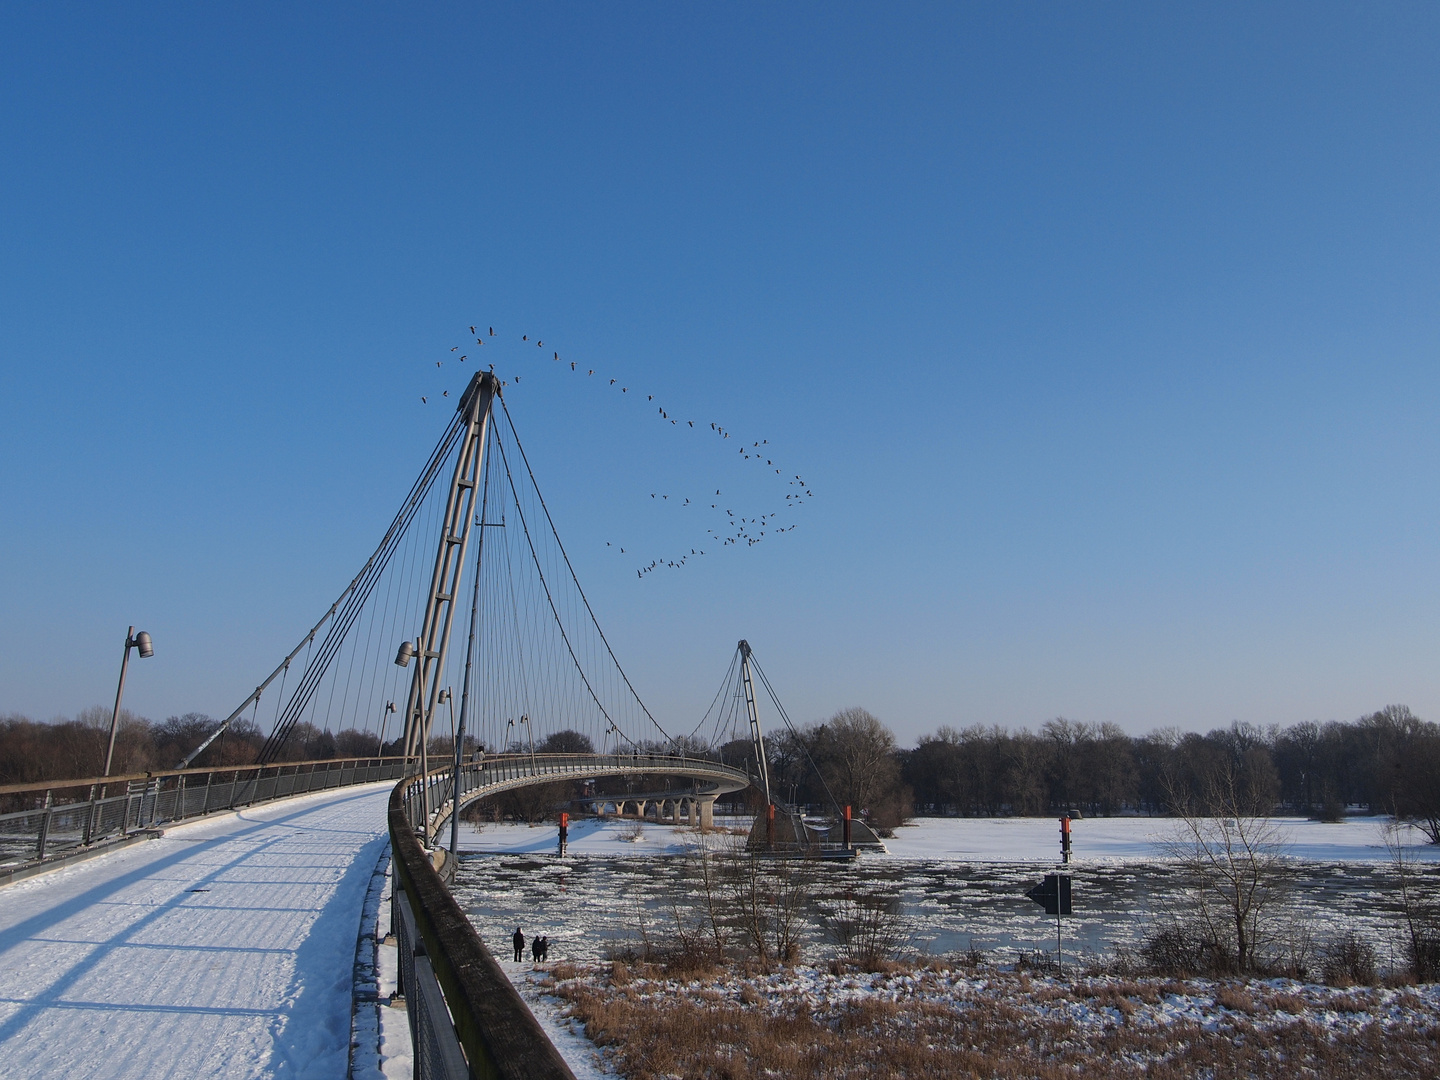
[
  {"left": 823, "top": 889, "right": 905, "bottom": 970},
  {"left": 618, "top": 818, "right": 645, "bottom": 843},
  {"left": 1139, "top": 925, "right": 1234, "bottom": 976},
  {"left": 1322, "top": 933, "right": 1379, "bottom": 987},
  {"left": 729, "top": 849, "right": 810, "bottom": 967}
]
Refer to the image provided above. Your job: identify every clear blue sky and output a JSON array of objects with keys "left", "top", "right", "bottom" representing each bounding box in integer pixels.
[{"left": 3, "top": 3, "right": 1439, "bottom": 744}]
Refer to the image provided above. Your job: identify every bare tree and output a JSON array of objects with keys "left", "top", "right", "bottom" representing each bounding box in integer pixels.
[
  {"left": 1384, "top": 819, "right": 1440, "bottom": 980},
  {"left": 814, "top": 707, "right": 902, "bottom": 821},
  {"left": 729, "top": 848, "right": 810, "bottom": 968},
  {"left": 1163, "top": 764, "right": 1293, "bottom": 972}
]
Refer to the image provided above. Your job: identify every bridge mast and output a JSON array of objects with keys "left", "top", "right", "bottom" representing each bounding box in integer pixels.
[
  {"left": 402, "top": 371, "right": 499, "bottom": 768},
  {"left": 737, "top": 640, "right": 773, "bottom": 806}
]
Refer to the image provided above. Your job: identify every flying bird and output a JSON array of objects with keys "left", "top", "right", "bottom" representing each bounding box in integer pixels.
[
  {"left": 489, "top": 327, "right": 494, "bottom": 336},
  {"left": 451, "top": 347, "right": 458, "bottom": 352},
  {"left": 470, "top": 326, "right": 475, "bottom": 334},
  {"left": 421, "top": 397, "right": 427, "bottom": 404},
  {"left": 443, "top": 390, "right": 449, "bottom": 397}
]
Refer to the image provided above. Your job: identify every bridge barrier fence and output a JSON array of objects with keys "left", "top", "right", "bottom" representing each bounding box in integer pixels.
[
  {"left": 0, "top": 757, "right": 409, "bottom": 873},
  {"left": 395, "top": 888, "right": 473, "bottom": 1080}
]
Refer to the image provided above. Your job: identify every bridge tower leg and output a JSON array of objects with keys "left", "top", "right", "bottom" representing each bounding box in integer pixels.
[
  {"left": 737, "top": 640, "right": 773, "bottom": 807},
  {"left": 402, "top": 372, "right": 499, "bottom": 768},
  {"left": 698, "top": 795, "right": 715, "bottom": 831}
]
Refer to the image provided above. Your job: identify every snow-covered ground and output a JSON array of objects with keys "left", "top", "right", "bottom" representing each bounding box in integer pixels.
[
  {"left": 0, "top": 782, "right": 393, "bottom": 1080},
  {"left": 456, "top": 813, "right": 1439, "bottom": 863},
  {"left": 881, "top": 814, "right": 1440, "bottom": 863}
]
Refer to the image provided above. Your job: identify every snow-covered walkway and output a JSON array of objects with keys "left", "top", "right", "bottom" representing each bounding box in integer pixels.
[{"left": 0, "top": 782, "right": 393, "bottom": 1080}]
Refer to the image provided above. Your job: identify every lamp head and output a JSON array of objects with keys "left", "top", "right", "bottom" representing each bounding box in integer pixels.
[
  {"left": 394, "top": 641, "right": 415, "bottom": 667},
  {"left": 133, "top": 631, "right": 154, "bottom": 659}
]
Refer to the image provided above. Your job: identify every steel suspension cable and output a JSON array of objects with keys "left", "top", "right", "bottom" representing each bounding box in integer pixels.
[{"left": 497, "top": 395, "right": 672, "bottom": 743}]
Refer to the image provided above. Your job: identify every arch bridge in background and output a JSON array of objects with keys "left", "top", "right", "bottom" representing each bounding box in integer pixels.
[{"left": 402, "top": 752, "right": 752, "bottom": 849}]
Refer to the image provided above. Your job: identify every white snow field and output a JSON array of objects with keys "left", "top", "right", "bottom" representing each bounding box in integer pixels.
[
  {"left": 456, "top": 813, "right": 1440, "bottom": 863},
  {"left": 0, "top": 782, "right": 393, "bottom": 1080}
]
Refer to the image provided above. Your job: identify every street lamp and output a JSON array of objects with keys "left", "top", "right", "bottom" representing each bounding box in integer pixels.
[
  {"left": 104, "top": 627, "right": 154, "bottom": 777},
  {"left": 377, "top": 701, "right": 397, "bottom": 755}
]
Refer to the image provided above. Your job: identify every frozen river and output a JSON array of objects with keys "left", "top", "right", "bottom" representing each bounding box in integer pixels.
[{"left": 452, "top": 815, "right": 1440, "bottom": 968}]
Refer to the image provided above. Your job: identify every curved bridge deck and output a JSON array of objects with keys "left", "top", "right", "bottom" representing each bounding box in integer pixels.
[{"left": 414, "top": 752, "right": 752, "bottom": 842}]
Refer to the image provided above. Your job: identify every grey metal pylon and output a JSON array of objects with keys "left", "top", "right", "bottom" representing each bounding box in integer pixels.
[
  {"left": 402, "top": 371, "right": 499, "bottom": 768},
  {"left": 738, "top": 639, "right": 772, "bottom": 805}
]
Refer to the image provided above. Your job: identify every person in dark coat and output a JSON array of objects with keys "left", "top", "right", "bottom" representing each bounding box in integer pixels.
[
  {"left": 538, "top": 936, "right": 550, "bottom": 962},
  {"left": 512, "top": 927, "right": 525, "bottom": 962},
  {"left": 531, "top": 935, "right": 543, "bottom": 963}
]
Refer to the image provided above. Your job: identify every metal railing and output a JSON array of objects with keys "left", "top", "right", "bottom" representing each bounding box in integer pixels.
[
  {"left": 395, "top": 889, "right": 472, "bottom": 1080},
  {"left": 0, "top": 757, "right": 408, "bottom": 873}
]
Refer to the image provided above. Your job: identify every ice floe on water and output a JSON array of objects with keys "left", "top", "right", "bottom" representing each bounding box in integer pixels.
[{"left": 452, "top": 815, "right": 1439, "bottom": 965}]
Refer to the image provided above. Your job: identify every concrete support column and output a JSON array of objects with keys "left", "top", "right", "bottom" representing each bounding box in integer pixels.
[{"left": 698, "top": 795, "right": 715, "bottom": 830}]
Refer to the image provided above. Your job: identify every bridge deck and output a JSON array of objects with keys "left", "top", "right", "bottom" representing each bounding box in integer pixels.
[{"left": 0, "top": 782, "right": 392, "bottom": 1080}]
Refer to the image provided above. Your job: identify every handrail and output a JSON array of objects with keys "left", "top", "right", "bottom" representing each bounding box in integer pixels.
[
  {"left": 0, "top": 756, "right": 410, "bottom": 798},
  {"left": 0, "top": 757, "right": 409, "bottom": 877}
]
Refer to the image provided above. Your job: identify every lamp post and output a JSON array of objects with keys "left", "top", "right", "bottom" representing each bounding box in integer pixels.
[
  {"left": 520, "top": 714, "right": 537, "bottom": 771},
  {"left": 104, "top": 627, "right": 154, "bottom": 778},
  {"left": 438, "top": 688, "right": 455, "bottom": 745},
  {"left": 377, "top": 701, "right": 396, "bottom": 756},
  {"left": 395, "top": 638, "right": 431, "bottom": 830}
]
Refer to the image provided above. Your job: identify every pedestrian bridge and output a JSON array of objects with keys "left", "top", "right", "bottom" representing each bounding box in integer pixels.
[{"left": 409, "top": 751, "right": 752, "bottom": 843}]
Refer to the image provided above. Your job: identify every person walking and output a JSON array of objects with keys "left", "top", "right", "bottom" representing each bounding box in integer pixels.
[{"left": 512, "top": 927, "right": 525, "bottom": 963}]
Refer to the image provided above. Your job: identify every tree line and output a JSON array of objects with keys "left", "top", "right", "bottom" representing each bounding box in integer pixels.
[
  {"left": 716, "top": 703, "right": 1440, "bottom": 840},
  {"left": 6, "top": 702, "right": 1439, "bottom": 845},
  {"left": 900, "top": 705, "right": 1440, "bottom": 834},
  {"left": 0, "top": 708, "right": 395, "bottom": 785}
]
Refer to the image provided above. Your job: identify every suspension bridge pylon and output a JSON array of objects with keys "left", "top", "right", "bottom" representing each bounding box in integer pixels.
[
  {"left": 398, "top": 371, "right": 498, "bottom": 770},
  {"left": 738, "top": 640, "right": 772, "bottom": 807}
]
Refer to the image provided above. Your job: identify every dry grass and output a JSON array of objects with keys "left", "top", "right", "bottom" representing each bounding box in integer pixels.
[{"left": 544, "top": 963, "right": 1440, "bottom": 1080}]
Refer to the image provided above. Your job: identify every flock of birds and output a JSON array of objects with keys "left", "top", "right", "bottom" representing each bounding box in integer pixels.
[{"left": 420, "top": 326, "right": 814, "bottom": 577}]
